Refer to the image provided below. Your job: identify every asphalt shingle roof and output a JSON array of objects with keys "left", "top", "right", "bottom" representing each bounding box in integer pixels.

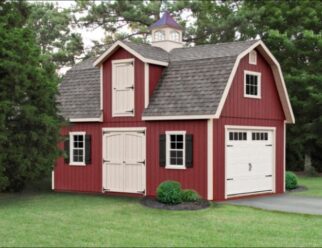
[
  {"left": 57, "top": 58, "right": 101, "bottom": 119},
  {"left": 57, "top": 39, "right": 259, "bottom": 119}
]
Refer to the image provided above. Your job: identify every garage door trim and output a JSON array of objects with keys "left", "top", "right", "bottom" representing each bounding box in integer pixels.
[
  {"left": 102, "top": 127, "right": 146, "bottom": 195},
  {"left": 224, "top": 125, "right": 276, "bottom": 199}
]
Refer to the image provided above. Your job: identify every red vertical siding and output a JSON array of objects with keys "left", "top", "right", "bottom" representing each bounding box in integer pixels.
[
  {"left": 146, "top": 120, "right": 208, "bottom": 199},
  {"left": 214, "top": 51, "right": 286, "bottom": 201},
  {"left": 149, "top": 64, "right": 164, "bottom": 96}
]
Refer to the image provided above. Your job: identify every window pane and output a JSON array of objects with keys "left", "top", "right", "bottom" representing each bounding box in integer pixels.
[
  {"left": 170, "top": 158, "right": 176, "bottom": 165},
  {"left": 177, "top": 158, "right": 183, "bottom": 165},
  {"left": 171, "top": 142, "right": 176, "bottom": 149},
  {"left": 78, "top": 135, "right": 83, "bottom": 141},
  {"left": 177, "top": 151, "right": 183, "bottom": 159},
  {"left": 170, "top": 150, "right": 176, "bottom": 159},
  {"left": 229, "top": 132, "right": 233, "bottom": 140},
  {"left": 177, "top": 135, "right": 183, "bottom": 142},
  {"left": 170, "top": 135, "right": 176, "bottom": 142},
  {"left": 177, "top": 142, "right": 183, "bottom": 149}
]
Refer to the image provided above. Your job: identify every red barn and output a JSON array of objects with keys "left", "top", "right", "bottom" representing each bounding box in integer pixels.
[{"left": 54, "top": 12, "right": 294, "bottom": 201}]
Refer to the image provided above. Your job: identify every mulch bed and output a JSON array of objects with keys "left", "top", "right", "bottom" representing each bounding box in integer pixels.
[
  {"left": 287, "top": 185, "right": 308, "bottom": 193},
  {"left": 140, "top": 197, "right": 210, "bottom": 211}
]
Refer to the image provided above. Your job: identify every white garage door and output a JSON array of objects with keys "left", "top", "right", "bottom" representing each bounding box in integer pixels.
[
  {"left": 226, "top": 128, "right": 275, "bottom": 197},
  {"left": 102, "top": 130, "right": 145, "bottom": 194}
]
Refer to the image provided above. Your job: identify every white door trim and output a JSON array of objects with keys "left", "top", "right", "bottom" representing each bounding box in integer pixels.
[
  {"left": 102, "top": 127, "right": 146, "bottom": 195},
  {"left": 207, "top": 119, "right": 214, "bottom": 200},
  {"left": 224, "top": 125, "right": 276, "bottom": 199}
]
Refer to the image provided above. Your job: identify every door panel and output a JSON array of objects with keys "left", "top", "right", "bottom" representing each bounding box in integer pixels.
[
  {"left": 103, "top": 131, "right": 145, "bottom": 194},
  {"left": 226, "top": 129, "right": 274, "bottom": 196}
]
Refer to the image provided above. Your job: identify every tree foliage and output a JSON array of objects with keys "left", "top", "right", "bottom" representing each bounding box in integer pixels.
[
  {"left": 0, "top": 1, "right": 61, "bottom": 191},
  {"left": 27, "top": 2, "right": 84, "bottom": 69}
]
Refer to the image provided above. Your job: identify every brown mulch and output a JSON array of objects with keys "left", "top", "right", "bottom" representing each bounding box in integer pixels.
[{"left": 140, "top": 197, "right": 210, "bottom": 211}]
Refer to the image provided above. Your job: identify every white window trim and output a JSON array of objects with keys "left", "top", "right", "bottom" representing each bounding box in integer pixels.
[
  {"left": 249, "top": 50, "right": 257, "bottom": 65},
  {"left": 165, "top": 131, "right": 186, "bottom": 169},
  {"left": 170, "top": 31, "right": 180, "bottom": 42},
  {"left": 69, "top": 131, "right": 86, "bottom": 166},
  {"left": 112, "top": 58, "right": 135, "bottom": 117},
  {"left": 154, "top": 30, "right": 165, "bottom": 41},
  {"left": 244, "top": 70, "right": 261, "bottom": 99}
]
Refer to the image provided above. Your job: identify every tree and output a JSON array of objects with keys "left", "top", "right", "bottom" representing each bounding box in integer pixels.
[
  {"left": 236, "top": 0, "right": 322, "bottom": 171},
  {"left": 27, "top": 2, "right": 84, "bottom": 69},
  {"left": 0, "top": 1, "right": 61, "bottom": 191}
]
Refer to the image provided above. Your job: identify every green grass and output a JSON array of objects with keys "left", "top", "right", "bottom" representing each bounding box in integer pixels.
[
  {"left": 296, "top": 176, "right": 322, "bottom": 197},
  {"left": 0, "top": 190, "right": 322, "bottom": 247}
]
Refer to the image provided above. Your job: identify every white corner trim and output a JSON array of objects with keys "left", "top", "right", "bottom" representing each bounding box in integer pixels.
[
  {"left": 69, "top": 115, "right": 103, "bottom": 123},
  {"left": 283, "top": 120, "right": 286, "bottom": 192},
  {"left": 93, "top": 40, "right": 168, "bottom": 67},
  {"left": 142, "top": 114, "right": 216, "bottom": 121},
  {"left": 51, "top": 170, "right": 55, "bottom": 190},
  {"left": 144, "top": 63, "right": 149, "bottom": 108},
  {"left": 244, "top": 70, "right": 261, "bottom": 99},
  {"left": 207, "top": 119, "right": 214, "bottom": 200},
  {"left": 100, "top": 65, "right": 103, "bottom": 110},
  {"left": 214, "top": 40, "right": 295, "bottom": 124}
]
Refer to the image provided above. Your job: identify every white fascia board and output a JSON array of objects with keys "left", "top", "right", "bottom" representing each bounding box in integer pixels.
[
  {"left": 142, "top": 114, "right": 216, "bottom": 121},
  {"left": 93, "top": 40, "right": 168, "bottom": 67},
  {"left": 144, "top": 63, "right": 149, "bottom": 108},
  {"left": 214, "top": 40, "right": 295, "bottom": 124},
  {"left": 69, "top": 114, "right": 103, "bottom": 123}
]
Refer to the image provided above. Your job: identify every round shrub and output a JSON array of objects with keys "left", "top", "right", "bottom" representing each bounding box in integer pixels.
[
  {"left": 156, "top": 181, "right": 182, "bottom": 204},
  {"left": 181, "top": 189, "right": 200, "bottom": 202},
  {"left": 285, "top": 171, "right": 298, "bottom": 190}
]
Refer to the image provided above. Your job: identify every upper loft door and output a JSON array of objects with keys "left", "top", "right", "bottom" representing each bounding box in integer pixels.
[{"left": 112, "top": 59, "right": 135, "bottom": 117}]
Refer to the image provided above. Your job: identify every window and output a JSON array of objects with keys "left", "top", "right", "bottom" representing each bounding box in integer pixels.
[
  {"left": 70, "top": 132, "right": 86, "bottom": 165},
  {"left": 244, "top": 71, "right": 261, "bottom": 98},
  {"left": 229, "top": 132, "right": 247, "bottom": 141},
  {"left": 154, "top": 31, "right": 165, "bottom": 41},
  {"left": 249, "top": 50, "right": 257, "bottom": 65},
  {"left": 252, "top": 132, "right": 268, "bottom": 141},
  {"left": 170, "top": 31, "right": 180, "bottom": 42},
  {"left": 166, "top": 131, "right": 186, "bottom": 168}
]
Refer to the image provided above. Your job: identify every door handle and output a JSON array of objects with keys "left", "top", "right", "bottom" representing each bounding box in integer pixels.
[{"left": 248, "top": 163, "right": 252, "bottom": 171}]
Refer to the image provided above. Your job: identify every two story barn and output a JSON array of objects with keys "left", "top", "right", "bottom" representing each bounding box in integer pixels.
[{"left": 54, "top": 12, "right": 295, "bottom": 201}]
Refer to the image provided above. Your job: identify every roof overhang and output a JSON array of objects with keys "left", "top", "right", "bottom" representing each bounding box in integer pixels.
[
  {"left": 214, "top": 40, "right": 295, "bottom": 124},
  {"left": 142, "top": 114, "right": 215, "bottom": 121},
  {"left": 93, "top": 40, "right": 169, "bottom": 67}
]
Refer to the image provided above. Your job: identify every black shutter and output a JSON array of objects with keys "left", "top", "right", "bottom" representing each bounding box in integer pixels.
[
  {"left": 185, "top": 134, "right": 193, "bottom": 168},
  {"left": 159, "top": 134, "right": 166, "bottom": 167},
  {"left": 64, "top": 137, "right": 70, "bottom": 164},
  {"left": 85, "top": 134, "right": 92, "bottom": 164}
]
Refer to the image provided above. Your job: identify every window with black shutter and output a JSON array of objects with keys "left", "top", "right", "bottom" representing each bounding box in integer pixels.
[
  {"left": 68, "top": 132, "right": 91, "bottom": 166},
  {"left": 159, "top": 131, "right": 193, "bottom": 169}
]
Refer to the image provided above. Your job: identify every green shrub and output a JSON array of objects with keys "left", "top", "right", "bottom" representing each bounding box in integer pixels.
[
  {"left": 285, "top": 171, "right": 298, "bottom": 190},
  {"left": 156, "top": 181, "right": 182, "bottom": 204},
  {"left": 181, "top": 189, "right": 200, "bottom": 202}
]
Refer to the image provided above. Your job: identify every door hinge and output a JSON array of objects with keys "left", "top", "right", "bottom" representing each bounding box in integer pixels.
[
  {"left": 266, "top": 144, "right": 272, "bottom": 146},
  {"left": 126, "top": 109, "right": 134, "bottom": 114},
  {"left": 137, "top": 190, "right": 145, "bottom": 194},
  {"left": 126, "top": 86, "right": 134, "bottom": 90},
  {"left": 227, "top": 178, "right": 234, "bottom": 181},
  {"left": 265, "top": 175, "right": 272, "bottom": 177},
  {"left": 103, "top": 159, "right": 110, "bottom": 163},
  {"left": 137, "top": 160, "right": 145, "bottom": 165},
  {"left": 227, "top": 145, "right": 233, "bottom": 147}
]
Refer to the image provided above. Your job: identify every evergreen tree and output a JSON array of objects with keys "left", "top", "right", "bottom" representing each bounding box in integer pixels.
[{"left": 0, "top": 1, "right": 61, "bottom": 191}]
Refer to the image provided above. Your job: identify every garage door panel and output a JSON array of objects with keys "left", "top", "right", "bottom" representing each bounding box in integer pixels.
[
  {"left": 124, "top": 163, "right": 145, "bottom": 193},
  {"left": 105, "top": 163, "right": 124, "bottom": 192},
  {"left": 226, "top": 128, "right": 274, "bottom": 197}
]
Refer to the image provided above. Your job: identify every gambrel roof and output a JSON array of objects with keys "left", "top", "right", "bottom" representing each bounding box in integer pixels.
[{"left": 57, "top": 39, "right": 295, "bottom": 123}]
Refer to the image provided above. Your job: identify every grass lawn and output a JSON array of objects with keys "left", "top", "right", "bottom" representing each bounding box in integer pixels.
[
  {"left": 296, "top": 176, "right": 322, "bottom": 197},
  {"left": 0, "top": 189, "right": 322, "bottom": 247}
]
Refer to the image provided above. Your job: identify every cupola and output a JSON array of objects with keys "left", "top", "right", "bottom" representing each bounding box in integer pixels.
[{"left": 149, "top": 11, "right": 184, "bottom": 52}]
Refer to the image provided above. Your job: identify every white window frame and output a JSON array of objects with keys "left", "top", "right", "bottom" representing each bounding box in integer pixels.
[
  {"left": 165, "top": 131, "right": 186, "bottom": 169},
  {"left": 249, "top": 50, "right": 257, "bottom": 65},
  {"left": 154, "top": 30, "right": 165, "bottom": 41},
  {"left": 244, "top": 70, "right": 261, "bottom": 99},
  {"left": 112, "top": 58, "right": 135, "bottom": 117},
  {"left": 170, "top": 31, "right": 180, "bottom": 42},
  {"left": 69, "top": 131, "right": 86, "bottom": 166}
]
